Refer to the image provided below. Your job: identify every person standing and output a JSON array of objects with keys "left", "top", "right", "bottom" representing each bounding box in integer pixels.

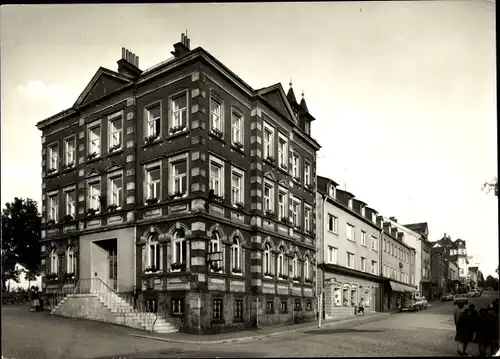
[
  {"left": 358, "top": 298, "right": 365, "bottom": 316},
  {"left": 474, "top": 308, "right": 490, "bottom": 356},
  {"left": 456, "top": 308, "right": 472, "bottom": 355}
]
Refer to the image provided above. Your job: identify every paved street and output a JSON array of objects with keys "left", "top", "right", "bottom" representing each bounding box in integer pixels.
[{"left": 2, "top": 291, "right": 498, "bottom": 358}]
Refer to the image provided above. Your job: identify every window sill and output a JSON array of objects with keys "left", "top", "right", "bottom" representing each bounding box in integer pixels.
[
  {"left": 167, "top": 129, "right": 189, "bottom": 140},
  {"left": 263, "top": 158, "right": 276, "bottom": 167},
  {"left": 231, "top": 144, "right": 245, "bottom": 154},
  {"left": 277, "top": 166, "right": 288, "bottom": 175},
  {"left": 86, "top": 156, "right": 102, "bottom": 164},
  {"left": 106, "top": 148, "right": 124, "bottom": 157},
  {"left": 347, "top": 238, "right": 355, "bottom": 243},
  {"left": 231, "top": 271, "right": 243, "bottom": 276},
  {"left": 171, "top": 312, "right": 184, "bottom": 317},
  {"left": 208, "top": 132, "right": 226, "bottom": 144},
  {"left": 45, "top": 171, "right": 59, "bottom": 178},
  {"left": 263, "top": 275, "right": 275, "bottom": 280},
  {"left": 292, "top": 178, "right": 301, "bottom": 185},
  {"left": 327, "top": 230, "right": 339, "bottom": 235}
]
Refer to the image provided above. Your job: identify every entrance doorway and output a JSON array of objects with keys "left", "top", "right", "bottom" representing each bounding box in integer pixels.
[{"left": 92, "top": 238, "right": 118, "bottom": 291}]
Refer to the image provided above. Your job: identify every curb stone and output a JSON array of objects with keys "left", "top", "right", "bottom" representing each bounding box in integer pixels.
[{"left": 129, "top": 312, "right": 388, "bottom": 344}]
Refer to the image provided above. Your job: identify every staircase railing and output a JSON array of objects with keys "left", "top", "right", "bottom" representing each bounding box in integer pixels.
[{"left": 51, "top": 277, "right": 158, "bottom": 332}]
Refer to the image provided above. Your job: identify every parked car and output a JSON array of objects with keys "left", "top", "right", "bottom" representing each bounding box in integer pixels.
[
  {"left": 400, "top": 300, "right": 420, "bottom": 312},
  {"left": 441, "top": 293, "right": 454, "bottom": 301},
  {"left": 453, "top": 293, "right": 469, "bottom": 305},
  {"left": 414, "top": 296, "right": 428, "bottom": 309}
]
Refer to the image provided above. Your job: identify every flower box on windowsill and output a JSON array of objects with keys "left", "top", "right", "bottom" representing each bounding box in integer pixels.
[
  {"left": 304, "top": 278, "right": 313, "bottom": 284},
  {"left": 61, "top": 215, "right": 74, "bottom": 223},
  {"left": 45, "top": 273, "right": 58, "bottom": 281},
  {"left": 46, "top": 219, "right": 56, "bottom": 226},
  {"left": 211, "top": 263, "right": 223, "bottom": 273},
  {"left": 108, "top": 144, "right": 121, "bottom": 153},
  {"left": 264, "top": 273, "right": 275, "bottom": 279},
  {"left": 146, "top": 198, "right": 159, "bottom": 205},
  {"left": 232, "top": 268, "right": 242, "bottom": 274},
  {"left": 144, "top": 134, "right": 160, "bottom": 145},
  {"left": 46, "top": 168, "right": 57, "bottom": 175},
  {"left": 64, "top": 272, "right": 75, "bottom": 280},
  {"left": 171, "top": 263, "right": 186, "bottom": 272},
  {"left": 211, "top": 128, "right": 224, "bottom": 139},
  {"left": 293, "top": 177, "right": 301, "bottom": 183},
  {"left": 212, "top": 194, "right": 225, "bottom": 204},
  {"left": 265, "top": 156, "right": 275, "bottom": 164},
  {"left": 233, "top": 202, "right": 244, "bottom": 210},
  {"left": 232, "top": 141, "right": 244, "bottom": 151},
  {"left": 87, "top": 152, "right": 98, "bottom": 161},
  {"left": 62, "top": 162, "right": 75, "bottom": 171},
  {"left": 145, "top": 266, "right": 160, "bottom": 274},
  {"left": 304, "top": 183, "right": 313, "bottom": 191},
  {"left": 280, "top": 217, "right": 291, "bottom": 225},
  {"left": 107, "top": 204, "right": 119, "bottom": 212},
  {"left": 294, "top": 226, "right": 302, "bottom": 232},
  {"left": 278, "top": 274, "right": 289, "bottom": 281},
  {"left": 292, "top": 276, "right": 301, "bottom": 282},
  {"left": 168, "top": 192, "right": 185, "bottom": 200},
  {"left": 265, "top": 210, "right": 276, "bottom": 219},
  {"left": 86, "top": 208, "right": 99, "bottom": 217},
  {"left": 279, "top": 163, "right": 287, "bottom": 171},
  {"left": 169, "top": 125, "right": 186, "bottom": 135}
]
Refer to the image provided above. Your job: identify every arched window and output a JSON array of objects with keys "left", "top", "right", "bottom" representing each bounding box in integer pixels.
[
  {"left": 350, "top": 284, "right": 358, "bottom": 307},
  {"left": 263, "top": 243, "right": 271, "bottom": 276},
  {"left": 304, "top": 256, "right": 310, "bottom": 280},
  {"left": 292, "top": 253, "right": 298, "bottom": 279},
  {"left": 172, "top": 229, "right": 186, "bottom": 267},
  {"left": 50, "top": 249, "right": 59, "bottom": 275},
  {"left": 365, "top": 287, "right": 371, "bottom": 307},
  {"left": 66, "top": 246, "right": 76, "bottom": 275},
  {"left": 209, "top": 231, "right": 223, "bottom": 272},
  {"left": 278, "top": 247, "right": 285, "bottom": 276},
  {"left": 342, "top": 283, "right": 350, "bottom": 307},
  {"left": 147, "top": 233, "right": 160, "bottom": 269},
  {"left": 231, "top": 237, "right": 241, "bottom": 272}
]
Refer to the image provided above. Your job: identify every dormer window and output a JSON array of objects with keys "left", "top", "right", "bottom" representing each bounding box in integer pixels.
[
  {"left": 361, "top": 206, "right": 365, "bottom": 217},
  {"left": 372, "top": 212, "right": 376, "bottom": 223},
  {"left": 328, "top": 185, "right": 335, "bottom": 198},
  {"left": 348, "top": 198, "right": 353, "bottom": 209},
  {"left": 304, "top": 121, "right": 310, "bottom": 135}
]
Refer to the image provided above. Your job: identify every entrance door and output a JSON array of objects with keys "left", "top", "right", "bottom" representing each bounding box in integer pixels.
[{"left": 108, "top": 249, "right": 117, "bottom": 291}]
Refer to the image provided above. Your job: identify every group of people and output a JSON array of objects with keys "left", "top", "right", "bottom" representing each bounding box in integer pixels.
[
  {"left": 29, "top": 286, "right": 43, "bottom": 312},
  {"left": 454, "top": 299, "right": 499, "bottom": 356}
]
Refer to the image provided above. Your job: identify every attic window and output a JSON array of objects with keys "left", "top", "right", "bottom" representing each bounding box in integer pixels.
[
  {"left": 304, "top": 121, "right": 310, "bottom": 135},
  {"left": 348, "top": 198, "right": 353, "bottom": 209},
  {"left": 361, "top": 206, "right": 365, "bottom": 217},
  {"left": 328, "top": 185, "right": 335, "bottom": 198}
]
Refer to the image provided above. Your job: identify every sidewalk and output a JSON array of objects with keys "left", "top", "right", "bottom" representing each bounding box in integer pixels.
[{"left": 130, "top": 311, "right": 390, "bottom": 344}]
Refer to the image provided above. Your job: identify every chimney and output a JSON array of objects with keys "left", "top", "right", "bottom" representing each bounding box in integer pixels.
[
  {"left": 171, "top": 32, "right": 191, "bottom": 58},
  {"left": 117, "top": 47, "right": 142, "bottom": 79},
  {"left": 376, "top": 215, "right": 384, "bottom": 227},
  {"left": 389, "top": 216, "right": 397, "bottom": 223}
]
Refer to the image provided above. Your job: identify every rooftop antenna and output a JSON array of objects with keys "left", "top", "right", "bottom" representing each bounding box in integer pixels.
[{"left": 344, "top": 167, "right": 347, "bottom": 191}]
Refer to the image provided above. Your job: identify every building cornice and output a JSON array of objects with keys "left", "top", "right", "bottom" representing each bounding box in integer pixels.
[{"left": 318, "top": 262, "right": 384, "bottom": 283}]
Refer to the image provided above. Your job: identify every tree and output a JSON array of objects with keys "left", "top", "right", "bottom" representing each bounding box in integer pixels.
[
  {"left": 1, "top": 198, "right": 41, "bottom": 291},
  {"left": 481, "top": 177, "right": 498, "bottom": 196}
]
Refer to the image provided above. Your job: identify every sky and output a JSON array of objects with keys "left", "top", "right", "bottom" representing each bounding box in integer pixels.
[{"left": 1, "top": 2, "right": 498, "bottom": 278}]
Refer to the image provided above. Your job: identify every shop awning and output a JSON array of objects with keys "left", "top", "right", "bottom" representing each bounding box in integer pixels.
[{"left": 389, "top": 281, "right": 417, "bottom": 293}]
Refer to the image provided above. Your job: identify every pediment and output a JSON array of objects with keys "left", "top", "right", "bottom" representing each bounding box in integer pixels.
[
  {"left": 85, "top": 168, "right": 104, "bottom": 179},
  {"left": 278, "top": 180, "right": 289, "bottom": 189},
  {"left": 263, "top": 171, "right": 276, "bottom": 181},
  {"left": 105, "top": 161, "right": 124, "bottom": 172},
  {"left": 74, "top": 67, "right": 132, "bottom": 108},
  {"left": 258, "top": 84, "right": 297, "bottom": 124},
  {"left": 433, "top": 243, "right": 441, "bottom": 248}
]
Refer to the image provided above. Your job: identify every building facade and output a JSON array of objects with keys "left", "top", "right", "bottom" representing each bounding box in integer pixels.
[
  {"left": 467, "top": 266, "right": 479, "bottom": 290},
  {"left": 378, "top": 218, "right": 417, "bottom": 311},
  {"left": 316, "top": 176, "right": 383, "bottom": 318},
  {"left": 36, "top": 34, "right": 320, "bottom": 334},
  {"left": 432, "top": 234, "right": 471, "bottom": 292},
  {"left": 430, "top": 247, "right": 449, "bottom": 299},
  {"left": 384, "top": 218, "right": 432, "bottom": 298}
]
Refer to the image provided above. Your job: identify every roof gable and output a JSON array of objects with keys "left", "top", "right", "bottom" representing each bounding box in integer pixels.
[
  {"left": 74, "top": 67, "right": 132, "bottom": 108},
  {"left": 257, "top": 84, "right": 297, "bottom": 124}
]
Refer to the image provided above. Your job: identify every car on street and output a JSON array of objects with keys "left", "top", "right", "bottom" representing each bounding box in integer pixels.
[
  {"left": 415, "top": 296, "right": 428, "bottom": 309},
  {"left": 400, "top": 296, "right": 428, "bottom": 312},
  {"left": 453, "top": 293, "right": 468, "bottom": 305},
  {"left": 441, "top": 293, "right": 454, "bottom": 301},
  {"left": 467, "top": 291, "right": 477, "bottom": 297}
]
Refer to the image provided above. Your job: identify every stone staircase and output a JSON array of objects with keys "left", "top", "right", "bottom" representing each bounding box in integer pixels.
[{"left": 50, "top": 279, "right": 178, "bottom": 334}]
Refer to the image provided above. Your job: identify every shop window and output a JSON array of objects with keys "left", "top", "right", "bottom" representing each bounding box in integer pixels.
[
  {"left": 280, "top": 301, "right": 288, "bottom": 313},
  {"left": 365, "top": 287, "right": 371, "bottom": 307},
  {"left": 334, "top": 284, "right": 342, "bottom": 307},
  {"left": 234, "top": 299, "right": 243, "bottom": 320},
  {"left": 294, "top": 299, "right": 301, "bottom": 311},
  {"left": 146, "top": 299, "right": 157, "bottom": 313},
  {"left": 342, "top": 284, "right": 350, "bottom": 307},
  {"left": 171, "top": 298, "right": 184, "bottom": 315},
  {"left": 306, "top": 301, "right": 312, "bottom": 311},
  {"left": 266, "top": 300, "right": 274, "bottom": 314},
  {"left": 213, "top": 298, "right": 223, "bottom": 320},
  {"left": 350, "top": 285, "right": 358, "bottom": 307}
]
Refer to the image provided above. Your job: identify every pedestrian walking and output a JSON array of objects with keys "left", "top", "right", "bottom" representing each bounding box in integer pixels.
[
  {"left": 456, "top": 308, "right": 473, "bottom": 356},
  {"left": 474, "top": 308, "right": 492, "bottom": 356},
  {"left": 29, "top": 286, "right": 40, "bottom": 312},
  {"left": 489, "top": 304, "right": 499, "bottom": 356},
  {"left": 454, "top": 302, "right": 466, "bottom": 327},
  {"left": 357, "top": 298, "right": 365, "bottom": 316}
]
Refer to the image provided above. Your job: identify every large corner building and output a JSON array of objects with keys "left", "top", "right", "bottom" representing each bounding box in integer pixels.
[{"left": 36, "top": 34, "right": 321, "bottom": 334}]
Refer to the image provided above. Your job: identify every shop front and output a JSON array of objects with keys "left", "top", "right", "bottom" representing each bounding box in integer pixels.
[{"left": 382, "top": 280, "right": 417, "bottom": 311}]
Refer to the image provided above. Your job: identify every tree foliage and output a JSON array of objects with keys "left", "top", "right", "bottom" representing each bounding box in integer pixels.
[
  {"left": 1, "top": 198, "right": 41, "bottom": 291},
  {"left": 481, "top": 177, "right": 498, "bottom": 196}
]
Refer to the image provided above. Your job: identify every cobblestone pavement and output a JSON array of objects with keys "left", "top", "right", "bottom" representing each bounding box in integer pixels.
[{"left": 3, "top": 291, "right": 498, "bottom": 358}]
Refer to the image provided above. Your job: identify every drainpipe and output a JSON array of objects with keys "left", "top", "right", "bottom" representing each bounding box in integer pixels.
[{"left": 316, "top": 194, "right": 327, "bottom": 328}]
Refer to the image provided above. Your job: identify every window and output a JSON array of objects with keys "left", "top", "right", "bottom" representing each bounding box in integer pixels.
[
  {"left": 280, "top": 301, "right": 288, "bottom": 313},
  {"left": 304, "top": 206, "right": 311, "bottom": 232},
  {"left": 210, "top": 97, "right": 222, "bottom": 132},
  {"left": 328, "top": 214, "right": 338, "bottom": 233},
  {"left": 383, "top": 265, "right": 387, "bottom": 277},
  {"left": 88, "top": 180, "right": 101, "bottom": 211},
  {"left": 50, "top": 249, "right": 59, "bottom": 275},
  {"left": 292, "top": 254, "right": 298, "bottom": 279},
  {"left": 365, "top": 287, "right": 371, "bottom": 307},
  {"left": 292, "top": 200, "right": 301, "bottom": 227},
  {"left": 346, "top": 252, "right": 354, "bottom": 269},
  {"left": 264, "top": 183, "right": 274, "bottom": 212},
  {"left": 172, "top": 299, "right": 184, "bottom": 315},
  {"left": 361, "top": 231, "right": 366, "bottom": 246},
  {"left": 108, "top": 113, "right": 123, "bottom": 149},
  {"left": 66, "top": 246, "right": 76, "bottom": 274},
  {"left": 231, "top": 111, "right": 243, "bottom": 144},
  {"left": 231, "top": 169, "right": 244, "bottom": 205},
  {"left": 88, "top": 125, "right": 101, "bottom": 156},
  {"left": 278, "top": 190, "right": 287, "bottom": 219},
  {"left": 328, "top": 185, "right": 336, "bottom": 198},
  {"left": 292, "top": 154, "right": 300, "bottom": 179},
  {"left": 209, "top": 231, "right": 223, "bottom": 272},
  {"left": 266, "top": 300, "right": 273, "bottom": 313},
  {"left": 172, "top": 230, "right": 187, "bottom": 266},
  {"left": 304, "top": 257, "right": 310, "bottom": 280},
  {"left": 371, "top": 261, "right": 377, "bottom": 275},
  {"left": 371, "top": 236, "right": 378, "bottom": 251},
  {"left": 145, "top": 165, "right": 161, "bottom": 201},
  {"left": 263, "top": 243, "right": 272, "bottom": 275},
  {"left": 171, "top": 159, "right": 187, "bottom": 195},
  {"left": 209, "top": 157, "right": 224, "bottom": 197},
  {"left": 109, "top": 174, "right": 123, "bottom": 208},
  {"left": 146, "top": 104, "right": 161, "bottom": 137},
  {"left": 171, "top": 93, "right": 187, "bottom": 129},
  {"left": 213, "top": 299, "right": 223, "bottom": 320},
  {"left": 146, "top": 299, "right": 157, "bottom": 313},
  {"left": 327, "top": 246, "right": 338, "bottom": 264},
  {"left": 147, "top": 234, "right": 160, "bottom": 269},
  {"left": 383, "top": 239, "right": 387, "bottom": 252},
  {"left": 278, "top": 247, "right": 286, "bottom": 276},
  {"left": 278, "top": 136, "right": 288, "bottom": 168},
  {"left": 64, "top": 138, "right": 75, "bottom": 166},
  {"left": 295, "top": 299, "right": 301, "bottom": 311},
  {"left": 304, "top": 163, "right": 311, "bottom": 186},
  {"left": 234, "top": 299, "right": 243, "bottom": 320},
  {"left": 360, "top": 257, "right": 366, "bottom": 272},
  {"left": 348, "top": 198, "right": 353, "bottom": 209},
  {"left": 231, "top": 237, "right": 242, "bottom": 272},
  {"left": 263, "top": 124, "right": 274, "bottom": 158},
  {"left": 64, "top": 190, "right": 75, "bottom": 217},
  {"left": 346, "top": 223, "right": 355, "bottom": 241},
  {"left": 48, "top": 144, "right": 59, "bottom": 171}
]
